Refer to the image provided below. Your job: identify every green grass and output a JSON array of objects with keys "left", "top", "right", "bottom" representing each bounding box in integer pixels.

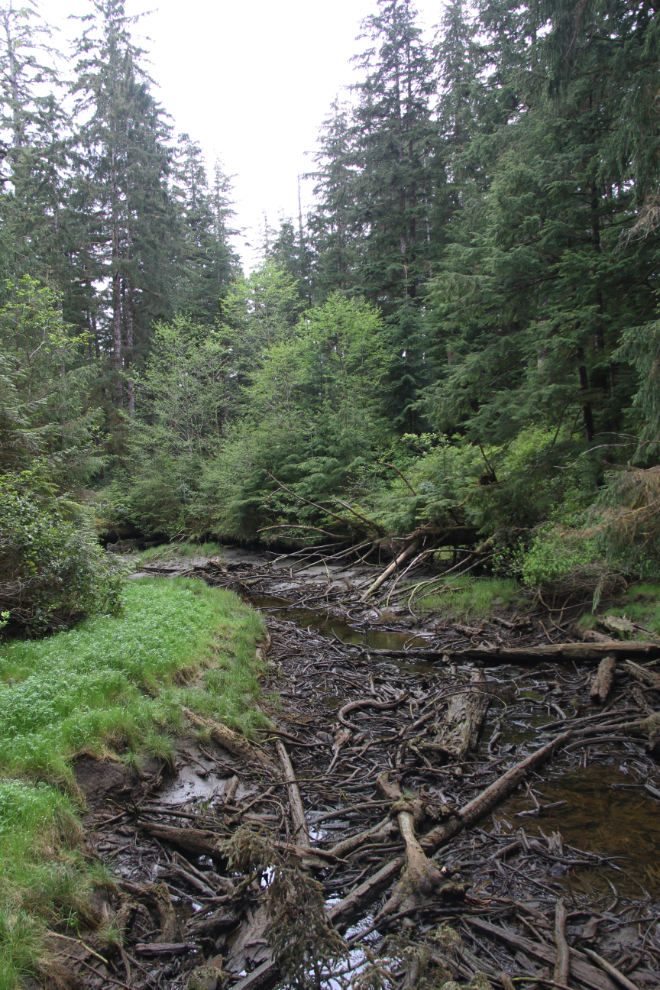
[
  {"left": 0, "top": 577, "right": 266, "bottom": 988},
  {"left": 415, "top": 574, "right": 525, "bottom": 620},
  {"left": 593, "top": 582, "right": 660, "bottom": 636},
  {"left": 138, "top": 541, "right": 225, "bottom": 564}
]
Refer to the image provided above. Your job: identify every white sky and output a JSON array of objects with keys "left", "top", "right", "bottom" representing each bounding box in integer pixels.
[{"left": 40, "top": 0, "right": 442, "bottom": 267}]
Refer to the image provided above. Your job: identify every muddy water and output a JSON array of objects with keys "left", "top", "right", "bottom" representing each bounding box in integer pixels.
[
  {"left": 250, "top": 595, "right": 431, "bottom": 651},
  {"left": 251, "top": 592, "right": 660, "bottom": 906}
]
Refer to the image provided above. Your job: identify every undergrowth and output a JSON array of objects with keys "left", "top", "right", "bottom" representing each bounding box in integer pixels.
[{"left": 0, "top": 577, "right": 266, "bottom": 989}]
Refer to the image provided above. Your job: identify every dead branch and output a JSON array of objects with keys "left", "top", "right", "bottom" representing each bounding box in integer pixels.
[
  {"left": 554, "top": 896, "right": 570, "bottom": 987},
  {"left": 276, "top": 740, "right": 309, "bottom": 846},
  {"left": 360, "top": 539, "right": 422, "bottom": 602}
]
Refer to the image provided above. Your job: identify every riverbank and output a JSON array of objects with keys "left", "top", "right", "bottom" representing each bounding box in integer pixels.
[{"left": 0, "top": 578, "right": 266, "bottom": 990}]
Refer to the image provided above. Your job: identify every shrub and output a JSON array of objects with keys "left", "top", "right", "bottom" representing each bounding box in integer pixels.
[
  {"left": 0, "top": 478, "right": 122, "bottom": 634},
  {"left": 518, "top": 525, "right": 624, "bottom": 608}
]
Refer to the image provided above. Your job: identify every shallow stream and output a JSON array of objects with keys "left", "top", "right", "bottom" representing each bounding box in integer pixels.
[{"left": 250, "top": 591, "right": 660, "bottom": 905}]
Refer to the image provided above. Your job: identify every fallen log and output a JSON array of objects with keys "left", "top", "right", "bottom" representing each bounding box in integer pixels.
[
  {"left": 626, "top": 659, "right": 660, "bottom": 690},
  {"left": 362, "top": 640, "right": 660, "bottom": 664},
  {"left": 135, "top": 942, "right": 197, "bottom": 956},
  {"left": 441, "top": 641, "right": 660, "bottom": 663},
  {"left": 181, "top": 708, "right": 279, "bottom": 777},
  {"left": 141, "top": 823, "right": 331, "bottom": 869},
  {"left": 420, "top": 728, "right": 573, "bottom": 849},
  {"left": 466, "top": 917, "right": 617, "bottom": 990},
  {"left": 420, "top": 669, "right": 490, "bottom": 759}
]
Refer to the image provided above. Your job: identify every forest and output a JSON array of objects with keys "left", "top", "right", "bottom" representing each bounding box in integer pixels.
[
  {"left": 2, "top": 0, "right": 660, "bottom": 987},
  {"left": 2, "top": 0, "right": 660, "bottom": 631}
]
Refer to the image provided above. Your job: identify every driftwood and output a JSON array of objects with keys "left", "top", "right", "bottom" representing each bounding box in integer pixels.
[
  {"left": 554, "top": 896, "right": 569, "bottom": 986},
  {"left": 142, "top": 823, "right": 331, "bottom": 870},
  {"left": 275, "top": 739, "right": 309, "bottom": 845},
  {"left": 583, "top": 948, "right": 641, "bottom": 990},
  {"left": 360, "top": 539, "right": 421, "bottom": 602},
  {"left": 626, "top": 659, "right": 660, "bottom": 690},
  {"left": 374, "top": 772, "right": 445, "bottom": 919},
  {"left": 420, "top": 670, "right": 490, "bottom": 759},
  {"left": 181, "top": 708, "right": 279, "bottom": 776},
  {"left": 466, "top": 917, "right": 618, "bottom": 990},
  {"left": 590, "top": 657, "right": 616, "bottom": 704}
]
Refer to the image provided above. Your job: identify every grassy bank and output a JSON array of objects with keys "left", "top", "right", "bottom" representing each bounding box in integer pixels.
[
  {"left": 414, "top": 574, "right": 525, "bottom": 620},
  {"left": 0, "top": 577, "right": 266, "bottom": 989},
  {"left": 137, "top": 541, "right": 225, "bottom": 564}
]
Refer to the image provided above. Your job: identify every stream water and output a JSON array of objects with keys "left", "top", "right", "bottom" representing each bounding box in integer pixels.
[{"left": 250, "top": 591, "right": 660, "bottom": 906}]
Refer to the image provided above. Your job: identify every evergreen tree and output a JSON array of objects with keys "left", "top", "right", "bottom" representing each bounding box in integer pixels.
[
  {"left": 172, "top": 135, "right": 238, "bottom": 322},
  {"left": 349, "top": 0, "right": 436, "bottom": 306},
  {"left": 71, "top": 0, "right": 175, "bottom": 409},
  {"left": 308, "top": 100, "right": 360, "bottom": 298}
]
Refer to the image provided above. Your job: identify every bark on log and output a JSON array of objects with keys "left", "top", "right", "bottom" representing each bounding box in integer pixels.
[
  {"left": 276, "top": 739, "right": 309, "bottom": 845},
  {"left": 590, "top": 657, "right": 616, "bottom": 704},
  {"left": 420, "top": 670, "right": 490, "bottom": 759},
  {"left": 360, "top": 540, "right": 422, "bottom": 602},
  {"left": 440, "top": 641, "right": 660, "bottom": 663},
  {"left": 181, "top": 708, "right": 279, "bottom": 777},
  {"left": 625, "top": 660, "right": 660, "bottom": 690}
]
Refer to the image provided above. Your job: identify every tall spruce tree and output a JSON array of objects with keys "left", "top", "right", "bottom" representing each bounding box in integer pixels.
[
  {"left": 350, "top": 0, "right": 436, "bottom": 306},
  {"left": 71, "top": 0, "right": 175, "bottom": 409},
  {"left": 172, "top": 135, "right": 238, "bottom": 322}
]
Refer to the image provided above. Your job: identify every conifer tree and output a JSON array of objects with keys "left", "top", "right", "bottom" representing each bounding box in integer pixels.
[
  {"left": 349, "top": 0, "right": 436, "bottom": 306},
  {"left": 71, "top": 0, "right": 174, "bottom": 406}
]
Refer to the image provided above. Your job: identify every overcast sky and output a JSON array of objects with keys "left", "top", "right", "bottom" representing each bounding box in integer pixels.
[{"left": 41, "top": 0, "right": 442, "bottom": 267}]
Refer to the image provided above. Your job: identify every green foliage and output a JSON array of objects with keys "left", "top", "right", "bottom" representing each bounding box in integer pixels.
[
  {"left": 616, "top": 321, "right": 660, "bottom": 458},
  {"left": 0, "top": 277, "right": 100, "bottom": 482},
  {"left": 0, "top": 476, "right": 122, "bottom": 633},
  {"left": 518, "top": 527, "right": 603, "bottom": 591},
  {"left": 605, "top": 584, "right": 660, "bottom": 635}
]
